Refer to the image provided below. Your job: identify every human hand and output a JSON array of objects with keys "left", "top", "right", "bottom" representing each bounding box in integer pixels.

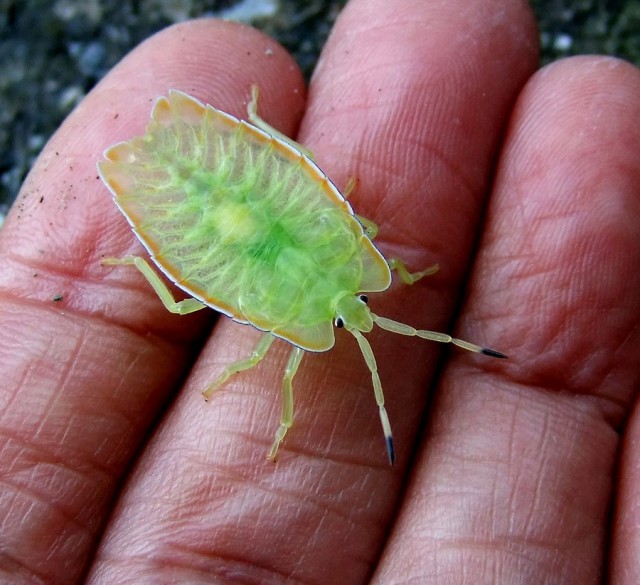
[{"left": 1, "top": 1, "right": 639, "bottom": 583}]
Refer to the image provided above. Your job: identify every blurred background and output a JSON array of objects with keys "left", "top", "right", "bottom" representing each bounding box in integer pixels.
[{"left": 1, "top": 0, "right": 639, "bottom": 221}]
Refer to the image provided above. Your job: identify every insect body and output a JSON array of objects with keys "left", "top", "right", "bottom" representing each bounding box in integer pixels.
[{"left": 99, "top": 87, "right": 505, "bottom": 463}]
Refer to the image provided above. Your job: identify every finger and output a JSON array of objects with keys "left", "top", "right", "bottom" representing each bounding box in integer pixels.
[
  {"left": 612, "top": 400, "right": 640, "bottom": 583},
  {"left": 374, "top": 56, "right": 640, "bottom": 583},
  {"left": 87, "top": 1, "right": 537, "bottom": 583},
  {"left": 0, "top": 20, "right": 304, "bottom": 584}
]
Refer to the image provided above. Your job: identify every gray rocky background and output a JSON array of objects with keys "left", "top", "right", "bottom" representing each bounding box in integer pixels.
[{"left": 2, "top": 0, "right": 639, "bottom": 222}]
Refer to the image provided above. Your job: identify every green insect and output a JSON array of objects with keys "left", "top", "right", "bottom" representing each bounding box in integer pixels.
[{"left": 98, "top": 86, "right": 506, "bottom": 463}]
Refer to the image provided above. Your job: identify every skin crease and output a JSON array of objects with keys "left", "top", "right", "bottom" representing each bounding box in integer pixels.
[{"left": 0, "top": 0, "right": 639, "bottom": 583}]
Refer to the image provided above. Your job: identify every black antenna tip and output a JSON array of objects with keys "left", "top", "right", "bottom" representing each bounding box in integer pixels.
[
  {"left": 482, "top": 348, "right": 508, "bottom": 359},
  {"left": 386, "top": 436, "right": 395, "bottom": 465}
]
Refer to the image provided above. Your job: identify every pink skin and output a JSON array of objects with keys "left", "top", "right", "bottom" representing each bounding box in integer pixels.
[{"left": 1, "top": 0, "right": 639, "bottom": 583}]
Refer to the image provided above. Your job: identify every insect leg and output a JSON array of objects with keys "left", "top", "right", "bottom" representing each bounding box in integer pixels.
[
  {"left": 356, "top": 214, "right": 379, "bottom": 239},
  {"left": 102, "top": 256, "right": 206, "bottom": 314},
  {"left": 202, "top": 333, "right": 275, "bottom": 400},
  {"left": 342, "top": 178, "right": 435, "bottom": 275},
  {"left": 372, "top": 314, "right": 507, "bottom": 359},
  {"left": 247, "top": 85, "right": 315, "bottom": 160},
  {"left": 339, "top": 177, "right": 379, "bottom": 238},
  {"left": 345, "top": 181, "right": 435, "bottom": 278},
  {"left": 267, "top": 346, "right": 305, "bottom": 461},
  {"left": 342, "top": 176, "right": 358, "bottom": 200},
  {"left": 349, "top": 328, "right": 395, "bottom": 464},
  {"left": 388, "top": 258, "right": 439, "bottom": 284}
]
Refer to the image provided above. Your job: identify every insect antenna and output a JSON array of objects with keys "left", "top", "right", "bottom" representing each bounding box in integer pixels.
[
  {"left": 346, "top": 312, "right": 506, "bottom": 464},
  {"left": 371, "top": 314, "right": 507, "bottom": 359},
  {"left": 348, "top": 328, "right": 395, "bottom": 464}
]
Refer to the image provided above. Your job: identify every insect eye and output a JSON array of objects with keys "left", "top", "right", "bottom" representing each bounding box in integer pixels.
[
  {"left": 334, "top": 317, "right": 344, "bottom": 328},
  {"left": 358, "top": 294, "right": 368, "bottom": 304}
]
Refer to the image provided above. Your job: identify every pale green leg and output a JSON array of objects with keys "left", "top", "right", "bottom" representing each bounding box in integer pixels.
[
  {"left": 349, "top": 328, "right": 395, "bottom": 464},
  {"left": 102, "top": 256, "right": 206, "bottom": 314},
  {"left": 202, "top": 333, "right": 275, "bottom": 400},
  {"left": 388, "top": 258, "right": 439, "bottom": 285},
  {"left": 339, "top": 177, "right": 379, "bottom": 239},
  {"left": 342, "top": 176, "right": 357, "bottom": 199},
  {"left": 342, "top": 177, "right": 440, "bottom": 284},
  {"left": 356, "top": 214, "right": 379, "bottom": 239},
  {"left": 372, "top": 314, "right": 507, "bottom": 359},
  {"left": 267, "top": 346, "right": 305, "bottom": 461},
  {"left": 247, "top": 85, "right": 314, "bottom": 160},
  {"left": 354, "top": 218, "right": 437, "bottom": 279},
  {"left": 342, "top": 179, "right": 437, "bottom": 278},
  {"left": 342, "top": 177, "right": 439, "bottom": 281}
]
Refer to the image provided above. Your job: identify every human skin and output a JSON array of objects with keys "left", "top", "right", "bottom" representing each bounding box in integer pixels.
[{"left": 1, "top": 0, "right": 640, "bottom": 583}]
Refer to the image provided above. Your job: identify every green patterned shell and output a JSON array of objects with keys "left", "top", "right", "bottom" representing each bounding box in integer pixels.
[{"left": 99, "top": 90, "right": 391, "bottom": 351}]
